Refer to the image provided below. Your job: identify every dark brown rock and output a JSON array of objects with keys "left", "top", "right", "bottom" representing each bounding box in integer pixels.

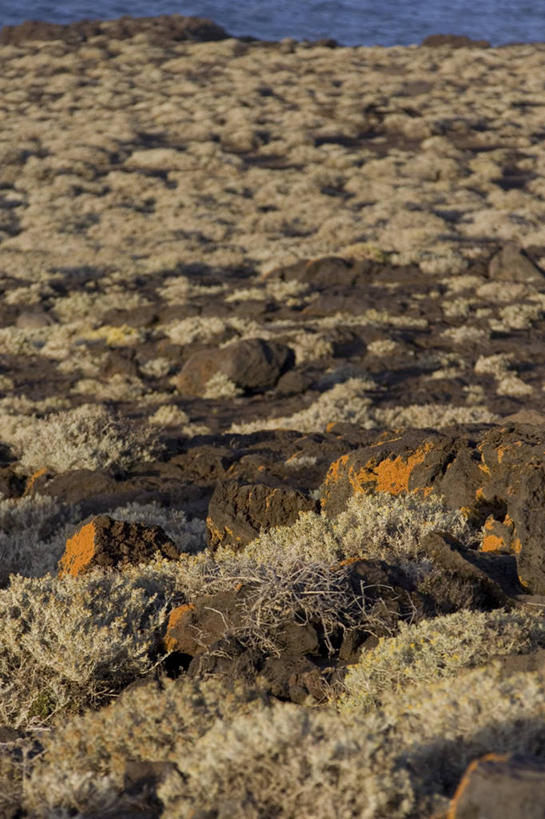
[
  {"left": 164, "top": 591, "right": 245, "bottom": 656},
  {"left": 102, "top": 349, "right": 140, "bottom": 379},
  {"left": 206, "top": 480, "right": 318, "bottom": 550},
  {"left": 0, "top": 466, "right": 24, "bottom": 499},
  {"left": 15, "top": 310, "right": 55, "bottom": 330},
  {"left": 0, "top": 15, "right": 229, "bottom": 47},
  {"left": 27, "top": 469, "right": 119, "bottom": 504},
  {"left": 275, "top": 368, "right": 315, "bottom": 395},
  {"left": 177, "top": 338, "right": 294, "bottom": 396},
  {"left": 489, "top": 648, "right": 545, "bottom": 677},
  {"left": 449, "top": 753, "right": 545, "bottom": 819},
  {"left": 319, "top": 425, "right": 545, "bottom": 595},
  {"left": 488, "top": 243, "right": 544, "bottom": 283},
  {"left": 260, "top": 654, "right": 323, "bottom": 703},
  {"left": 508, "top": 462, "right": 545, "bottom": 594},
  {"left": 420, "top": 531, "right": 514, "bottom": 608},
  {"left": 164, "top": 586, "right": 320, "bottom": 659},
  {"left": 421, "top": 34, "right": 490, "bottom": 48},
  {"left": 58, "top": 514, "right": 180, "bottom": 577}
]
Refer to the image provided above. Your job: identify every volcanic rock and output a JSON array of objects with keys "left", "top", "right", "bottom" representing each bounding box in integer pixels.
[
  {"left": 488, "top": 243, "right": 544, "bottom": 283},
  {"left": 0, "top": 467, "right": 24, "bottom": 499},
  {"left": 319, "top": 425, "right": 545, "bottom": 596},
  {"left": 420, "top": 531, "right": 514, "bottom": 607},
  {"left": 176, "top": 338, "right": 294, "bottom": 396},
  {"left": 0, "top": 15, "right": 229, "bottom": 47},
  {"left": 421, "top": 33, "right": 490, "bottom": 48},
  {"left": 448, "top": 753, "right": 545, "bottom": 819},
  {"left": 206, "top": 479, "right": 318, "bottom": 550},
  {"left": 58, "top": 514, "right": 179, "bottom": 577},
  {"left": 164, "top": 586, "right": 320, "bottom": 659}
]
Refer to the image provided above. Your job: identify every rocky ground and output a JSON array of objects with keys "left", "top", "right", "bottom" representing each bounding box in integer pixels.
[{"left": 2, "top": 15, "right": 545, "bottom": 819}]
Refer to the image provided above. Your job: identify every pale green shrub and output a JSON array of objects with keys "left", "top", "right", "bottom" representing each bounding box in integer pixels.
[
  {"left": 165, "top": 315, "right": 258, "bottom": 345},
  {"left": 148, "top": 404, "right": 190, "bottom": 426},
  {"left": 73, "top": 373, "right": 148, "bottom": 401},
  {"left": 230, "top": 379, "right": 499, "bottom": 434},
  {"left": 52, "top": 289, "right": 149, "bottom": 322},
  {"left": 474, "top": 352, "right": 512, "bottom": 377},
  {"left": 0, "top": 565, "right": 178, "bottom": 729},
  {"left": 230, "top": 377, "right": 375, "bottom": 433},
  {"left": 238, "top": 492, "right": 474, "bottom": 576},
  {"left": 0, "top": 496, "right": 82, "bottom": 585},
  {"left": 138, "top": 356, "right": 173, "bottom": 378},
  {"left": 441, "top": 326, "right": 489, "bottom": 344},
  {"left": 367, "top": 339, "right": 398, "bottom": 356},
  {"left": 203, "top": 371, "right": 243, "bottom": 398},
  {"left": 25, "top": 677, "right": 415, "bottom": 819},
  {"left": 340, "top": 607, "right": 545, "bottom": 712},
  {"left": 24, "top": 665, "right": 545, "bottom": 819},
  {"left": 12, "top": 404, "right": 163, "bottom": 475},
  {"left": 496, "top": 374, "right": 533, "bottom": 397},
  {"left": 373, "top": 402, "right": 500, "bottom": 428}
]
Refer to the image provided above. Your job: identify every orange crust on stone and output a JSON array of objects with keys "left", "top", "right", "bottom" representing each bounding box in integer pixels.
[
  {"left": 512, "top": 536, "right": 522, "bottom": 554},
  {"left": 23, "top": 466, "right": 48, "bottom": 496},
  {"left": 482, "top": 534, "right": 504, "bottom": 552},
  {"left": 164, "top": 603, "right": 196, "bottom": 652},
  {"left": 323, "top": 443, "right": 434, "bottom": 502},
  {"left": 447, "top": 753, "right": 509, "bottom": 819},
  {"left": 496, "top": 441, "right": 522, "bottom": 464},
  {"left": 58, "top": 520, "right": 98, "bottom": 578}
]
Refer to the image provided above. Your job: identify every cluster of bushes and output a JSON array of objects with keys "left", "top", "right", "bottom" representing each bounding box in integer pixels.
[{"left": 1, "top": 487, "right": 544, "bottom": 816}]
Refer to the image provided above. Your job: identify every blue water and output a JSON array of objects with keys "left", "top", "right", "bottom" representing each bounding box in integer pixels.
[{"left": 0, "top": 0, "right": 544, "bottom": 47}]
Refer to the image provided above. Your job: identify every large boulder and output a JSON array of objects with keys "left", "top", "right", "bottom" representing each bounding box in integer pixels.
[
  {"left": 206, "top": 480, "right": 317, "bottom": 550},
  {"left": 176, "top": 338, "right": 294, "bottom": 396},
  {"left": 488, "top": 243, "right": 544, "bottom": 283},
  {"left": 58, "top": 514, "right": 179, "bottom": 577},
  {"left": 319, "top": 425, "right": 545, "bottom": 596},
  {"left": 449, "top": 753, "right": 545, "bottom": 818}
]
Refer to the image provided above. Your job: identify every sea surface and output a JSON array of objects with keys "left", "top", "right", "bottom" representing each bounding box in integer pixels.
[{"left": 0, "top": 0, "right": 544, "bottom": 47}]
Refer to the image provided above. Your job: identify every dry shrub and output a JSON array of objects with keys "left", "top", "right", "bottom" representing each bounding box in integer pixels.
[
  {"left": 23, "top": 665, "right": 545, "bottom": 818},
  {"left": 0, "top": 564, "right": 178, "bottom": 729},
  {"left": 340, "top": 607, "right": 545, "bottom": 712},
  {"left": 238, "top": 492, "right": 474, "bottom": 577},
  {"left": 11, "top": 403, "right": 162, "bottom": 475},
  {"left": 0, "top": 496, "right": 80, "bottom": 585},
  {"left": 173, "top": 553, "right": 367, "bottom": 657}
]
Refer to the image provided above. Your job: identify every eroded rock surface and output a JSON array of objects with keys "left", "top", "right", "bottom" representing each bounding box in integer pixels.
[
  {"left": 58, "top": 514, "right": 179, "bottom": 576},
  {"left": 449, "top": 753, "right": 545, "bottom": 819}
]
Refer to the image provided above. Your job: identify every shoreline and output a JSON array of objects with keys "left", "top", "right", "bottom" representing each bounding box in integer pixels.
[{"left": 0, "top": 14, "right": 507, "bottom": 50}]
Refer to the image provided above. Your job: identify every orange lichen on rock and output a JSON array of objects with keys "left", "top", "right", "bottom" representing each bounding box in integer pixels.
[
  {"left": 58, "top": 520, "right": 98, "bottom": 578},
  {"left": 482, "top": 533, "right": 504, "bottom": 552},
  {"left": 512, "top": 536, "right": 522, "bottom": 554},
  {"left": 496, "top": 440, "right": 522, "bottom": 464},
  {"left": 324, "top": 454, "right": 349, "bottom": 486},
  {"left": 23, "top": 466, "right": 48, "bottom": 496},
  {"left": 323, "top": 443, "right": 434, "bottom": 500},
  {"left": 447, "top": 753, "right": 509, "bottom": 819},
  {"left": 164, "top": 604, "right": 195, "bottom": 652},
  {"left": 331, "top": 556, "right": 365, "bottom": 571},
  {"left": 352, "top": 443, "right": 434, "bottom": 495},
  {"left": 480, "top": 513, "right": 516, "bottom": 553}
]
